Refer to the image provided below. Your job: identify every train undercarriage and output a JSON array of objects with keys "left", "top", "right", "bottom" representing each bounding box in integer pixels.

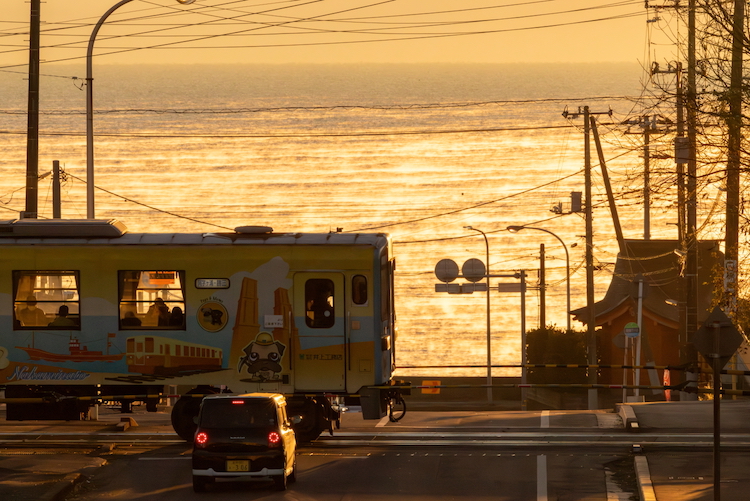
[{"left": 2, "top": 383, "right": 407, "bottom": 442}]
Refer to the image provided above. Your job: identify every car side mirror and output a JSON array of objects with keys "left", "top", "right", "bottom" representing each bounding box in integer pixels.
[
  {"left": 290, "top": 415, "right": 302, "bottom": 425},
  {"left": 193, "top": 416, "right": 199, "bottom": 425}
]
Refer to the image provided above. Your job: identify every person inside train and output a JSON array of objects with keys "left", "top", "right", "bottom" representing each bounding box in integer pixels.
[
  {"left": 146, "top": 298, "right": 170, "bottom": 326},
  {"left": 121, "top": 310, "right": 142, "bottom": 327},
  {"left": 17, "top": 295, "right": 48, "bottom": 327},
  {"left": 48, "top": 305, "right": 77, "bottom": 327},
  {"left": 169, "top": 306, "right": 184, "bottom": 327}
]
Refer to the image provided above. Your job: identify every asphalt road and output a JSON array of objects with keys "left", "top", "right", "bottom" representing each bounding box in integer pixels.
[
  {"left": 5, "top": 400, "right": 750, "bottom": 500},
  {"left": 60, "top": 443, "right": 631, "bottom": 501}
]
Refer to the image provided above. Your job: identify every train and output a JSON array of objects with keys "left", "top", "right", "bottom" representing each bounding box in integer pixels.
[{"left": 0, "top": 218, "right": 403, "bottom": 440}]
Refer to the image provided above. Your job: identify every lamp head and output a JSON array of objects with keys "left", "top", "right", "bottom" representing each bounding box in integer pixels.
[
  {"left": 463, "top": 225, "right": 474, "bottom": 230},
  {"left": 506, "top": 225, "right": 524, "bottom": 233},
  {"left": 177, "top": 0, "right": 196, "bottom": 4}
]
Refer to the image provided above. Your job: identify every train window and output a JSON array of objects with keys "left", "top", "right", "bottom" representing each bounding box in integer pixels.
[
  {"left": 118, "top": 271, "right": 186, "bottom": 330},
  {"left": 305, "top": 279, "right": 335, "bottom": 328},
  {"left": 13, "top": 271, "right": 80, "bottom": 330},
  {"left": 352, "top": 275, "right": 368, "bottom": 305}
]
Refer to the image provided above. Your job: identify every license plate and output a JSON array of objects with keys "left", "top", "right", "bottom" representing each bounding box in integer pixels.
[{"left": 226, "top": 460, "right": 250, "bottom": 472}]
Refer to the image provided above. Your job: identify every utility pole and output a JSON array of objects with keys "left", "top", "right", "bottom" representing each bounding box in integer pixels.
[
  {"left": 623, "top": 112, "right": 673, "bottom": 240},
  {"left": 24, "top": 0, "right": 41, "bottom": 219},
  {"left": 562, "top": 105, "right": 613, "bottom": 410},
  {"left": 539, "top": 243, "right": 546, "bottom": 328},
  {"left": 725, "top": 0, "right": 744, "bottom": 317},
  {"left": 682, "top": 0, "right": 701, "bottom": 403}
]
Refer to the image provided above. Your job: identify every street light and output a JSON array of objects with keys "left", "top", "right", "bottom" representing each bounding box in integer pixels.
[
  {"left": 507, "top": 225, "right": 571, "bottom": 332},
  {"left": 86, "top": 0, "right": 197, "bottom": 219},
  {"left": 464, "top": 226, "right": 492, "bottom": 403}
]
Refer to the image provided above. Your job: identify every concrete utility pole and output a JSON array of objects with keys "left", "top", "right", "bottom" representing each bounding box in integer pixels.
[
  {"left": 562, "top": 105, "right": 613, "bottom": 409},
  {"left": 623, "top": 112, "right": 673, "bottom": 241},
  {"left": 539, "top": 243, "right": 546, "bottom": 328},
  {"left": 725, "top": 0, "right": 745, "bottom": 317},
  {"left": 24, "top": 0, "right": 40, "bottom": 219},
  {"left": 685, "top": 0, "right": 699, "bottom": 344}
]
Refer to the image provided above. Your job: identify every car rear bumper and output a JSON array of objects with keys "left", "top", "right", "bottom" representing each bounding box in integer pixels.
[{"left": 193, "top": 467, "right": 284, "bottom": 478}]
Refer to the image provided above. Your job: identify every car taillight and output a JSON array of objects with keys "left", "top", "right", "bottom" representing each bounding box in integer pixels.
[
  {"left": 195, "top": 431, "right": 209, "bottom": 448},
  {"left": 268, "top": 431, "right": 281, "bottom": 448}
]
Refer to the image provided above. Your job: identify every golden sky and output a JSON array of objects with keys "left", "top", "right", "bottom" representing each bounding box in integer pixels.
[{"left": 1, "top": 0, "right": 654, "bottom": 68}]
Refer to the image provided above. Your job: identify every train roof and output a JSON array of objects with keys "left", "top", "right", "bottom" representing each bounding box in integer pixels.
[{"left": 0, "top": 219, "right": 389, "bottom": 247}]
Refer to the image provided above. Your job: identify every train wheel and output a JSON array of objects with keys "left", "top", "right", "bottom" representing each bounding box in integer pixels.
[
  {"left": 171, "top": 387, "right": 217, "bottom": 441},
  {"left": 288, "top": 399, "right": 326, "bottom": 442},
  {"left": 171, "top": 397, "right": 201, "bottom": 442}
]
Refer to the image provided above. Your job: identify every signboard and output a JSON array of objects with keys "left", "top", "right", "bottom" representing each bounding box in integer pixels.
[
  {"left": 462, "top": 258, "right": 486, "bottom": 283},
  {"left": 691, "top": 306, "right": 743, "bottom": 369},
  {"left": 624, "top": 322, "right": 640, "bottom": 338},
  {"left": 435, "top": 259, "right": 459, "bottom": 283},
  {"left": 497, "top": 283, "right": 526, "bottom": 293}
]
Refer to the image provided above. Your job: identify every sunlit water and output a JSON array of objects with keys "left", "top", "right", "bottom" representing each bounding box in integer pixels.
[{"left": 0, "top": 63, "right": 673, "bottom": 376}]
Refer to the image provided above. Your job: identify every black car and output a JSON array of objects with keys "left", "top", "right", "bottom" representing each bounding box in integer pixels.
[{"left": 191, "top": 393, "right": 297, "bottom": 491}]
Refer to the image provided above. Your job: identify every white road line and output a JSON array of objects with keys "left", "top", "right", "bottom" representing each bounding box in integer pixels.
[
  {"left": 537, "top": 454, "right": 547, "bottom": 501},
  {"left": 541, "top": 410, "right": 550, "bottom": 428},
  {"left": 138, "top": 457, "right": 191, "bottom": 460},
  {"left": 375, "top": 415, "right": 390, "bottom": 427}
]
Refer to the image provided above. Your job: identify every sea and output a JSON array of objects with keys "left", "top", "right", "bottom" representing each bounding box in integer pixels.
[{"left": 0, "top": 62, "right": 671, "bottom": 377}]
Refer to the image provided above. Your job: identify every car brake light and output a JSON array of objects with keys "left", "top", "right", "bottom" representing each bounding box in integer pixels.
[
  {"left": 195, "top": 431, "right": 209, "bottom": 448},
  {"left": 268, "top": 431, "right": 281, "bottom": 447},
  {"left": 231, "top": 400, "right": 244, "bottom": 405}
]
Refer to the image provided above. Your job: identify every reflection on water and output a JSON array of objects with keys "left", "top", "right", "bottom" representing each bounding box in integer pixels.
[{"left": 0, "top": 63, "right": 672, "bottom": 376}]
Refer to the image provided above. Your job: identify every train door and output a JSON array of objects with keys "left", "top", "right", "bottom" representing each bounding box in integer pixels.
[{"left": 293, "top": 273, "right": 346, "bottom": 391}]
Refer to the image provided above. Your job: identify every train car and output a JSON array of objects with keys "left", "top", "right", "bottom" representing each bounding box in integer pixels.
[{"left": 0, "top": 219, "right": 402, "bottom": 440}]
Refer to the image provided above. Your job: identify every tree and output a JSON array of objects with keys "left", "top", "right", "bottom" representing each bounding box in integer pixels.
[{"left": 526, "top": 325, "right": 588, "bottom": 384}]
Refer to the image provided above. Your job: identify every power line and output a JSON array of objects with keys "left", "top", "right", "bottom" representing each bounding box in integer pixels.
[{"left": 0, "top": 123, "right": 575, "bottom": 139}]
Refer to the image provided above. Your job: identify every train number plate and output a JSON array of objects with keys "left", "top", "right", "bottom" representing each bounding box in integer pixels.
[{"left": 226, "top": 460, "right": 250, "bottom": 472}]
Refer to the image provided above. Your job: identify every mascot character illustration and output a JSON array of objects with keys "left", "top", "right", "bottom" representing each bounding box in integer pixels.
[{"left": 238, "top": 332, "right": 286, "bottom": 382}]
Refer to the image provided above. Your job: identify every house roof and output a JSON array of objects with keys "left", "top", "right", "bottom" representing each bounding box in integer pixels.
[{"left": 572, "top": 239, "right": 722, "bottom": 327}]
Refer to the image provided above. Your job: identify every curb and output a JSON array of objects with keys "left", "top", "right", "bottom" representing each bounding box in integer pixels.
[
  {"left": 41, "top": 472, "right": 85, "bottom": 501},
  {"left": 634, "top": 456, "right": 657, "bottom": 501},
  {"left": 615, "top": 404, "right": 640, "bottom": 431}
]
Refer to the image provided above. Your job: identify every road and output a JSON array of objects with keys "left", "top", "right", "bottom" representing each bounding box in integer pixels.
[
  {"left": 5, "top": 402, "right": 750, "bottom": 500},
  {"left": 60, "top": 442, "right": 631, "bottom": 501}
]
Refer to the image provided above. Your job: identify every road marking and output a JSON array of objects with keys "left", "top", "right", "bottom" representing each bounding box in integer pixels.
[
  {"left": 537, "top": 454, "right": 547, "bottom": 501},
  {"left": 541, "top": 410, "right": 550, "bottom": 428},
  {"left": 376, "top": 416, "right": 390, "bottom": 427},
  {"left": 138, "top": 457, "right": 191, "bottom": 460}
]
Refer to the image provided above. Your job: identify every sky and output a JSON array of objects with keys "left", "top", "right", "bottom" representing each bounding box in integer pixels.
[{"left": 0, "top": 0, "right": 657, "bottom": 69}]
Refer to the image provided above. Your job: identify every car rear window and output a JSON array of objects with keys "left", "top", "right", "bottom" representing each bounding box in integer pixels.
[{"left": 200, "top": 399, "right": 278, "bottom": 428}]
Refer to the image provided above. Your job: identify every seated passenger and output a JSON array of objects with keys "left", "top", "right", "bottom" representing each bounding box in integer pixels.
[
  {"left": 146, "top": 298, "right": 170, "bottom": 326},
  {"left": 169, "top": 307, "right": 184, "bottom": 327},
  {"left": 121, "top": 310, "right": 142, "bottom": 327},
  {"left": 48, "top": 305, "right": 77, "bottom": 327},
  {"left": 17, "top": 295, "right": 48, "bottom": 327}
]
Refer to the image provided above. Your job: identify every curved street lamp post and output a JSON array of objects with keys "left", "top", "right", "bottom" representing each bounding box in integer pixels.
[
  {"left": 86, "top": 0, "right": 196, "bottom": 219},
  {"left": 507, "top": 225, "right": 572, "bottom": 332},
  {"left": 464, "top": 226, "right": 492, "bottom": 403}
]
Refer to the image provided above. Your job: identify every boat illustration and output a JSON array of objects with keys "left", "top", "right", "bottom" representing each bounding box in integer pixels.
[{"left": 16, "top": 334, "right": 123, "bottom": 363}]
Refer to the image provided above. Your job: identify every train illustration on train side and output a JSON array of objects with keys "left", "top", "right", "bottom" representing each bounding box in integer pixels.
[{"left": 0, "top": 219, "right": 406, "bottom": 441}]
